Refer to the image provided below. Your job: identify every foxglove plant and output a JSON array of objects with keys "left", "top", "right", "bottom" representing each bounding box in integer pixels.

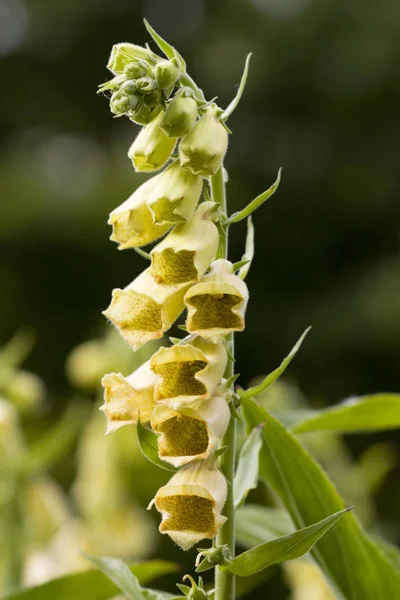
[{"left": 95, "top": 20, "right": 400, "bottom": 600}]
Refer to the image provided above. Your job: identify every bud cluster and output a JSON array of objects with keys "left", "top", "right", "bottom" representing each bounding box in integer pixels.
[{"left": 100, "top": 41, "right": 247, "bottom": 550}]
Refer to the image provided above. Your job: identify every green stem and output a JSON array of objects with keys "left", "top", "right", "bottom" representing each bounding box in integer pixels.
[{"left": 211, "top": 166, "right": 236, "bottom": 600}]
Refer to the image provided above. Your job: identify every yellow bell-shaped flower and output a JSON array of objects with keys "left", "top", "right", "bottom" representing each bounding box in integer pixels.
[
  {"left": 108, "top": 160, "right": 203, "bottom": 249},
  {"left": 151, "top": 394, "right": 230, "bottom": 467},
  {"left": 100, "top": 360, "right": 157, "bottom": 432},
  {"left": 149, "top": 460, "right": 227, "bottom": 550},
  {"left": 184, "top": 259, "right": 249, "bottom": 340},
  {"left": 179, "top": 105, "right": 228, "bottom": 176},
  {"left": 128, "top": 111, "right": 176, "bottom": 173},
  {"left": 150, "top": 336, "right": 227, "bottom": 405},
  {"left": 149, "top": 202, "right": 219, "bottom": 285},
  {"left": 103, "top": 271, "right": 191, "bottom": 351}
]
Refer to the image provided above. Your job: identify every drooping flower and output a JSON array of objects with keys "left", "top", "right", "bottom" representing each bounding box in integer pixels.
[
  {"left": 103, "top": 271, "right": 191, "bottom": 350},
  {"left": 179, "top": 105, "right": 228, "bottom": 176},
  {"left": 184, "top": 259, "right": 249, "bottom": 340},
  {"left": 109, "top": 159, "right": 203, "bottom": 249},
  {"left": 149, "top": 202, "right": 219, "bottom": 285},
  {"left": 100, "top": 360, "right": 157, "bottom": 432},
  {"left": 149, "top": 460, "right": 227, "bottom": 550},
  {"left": 150, "top": 336, "right": 227, "bottom": 404},
  {"left": 151, "top": 394, "right": 230, "bottom": 467},
  {"left": 161, "top": 94, "right": 198, "bottom": 138},
  {"left": 128, "top": 110, "right": 176, "bottom": 172}
]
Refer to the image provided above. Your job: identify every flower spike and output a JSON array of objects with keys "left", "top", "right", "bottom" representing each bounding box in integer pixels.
[
  {"left": 150, "top": 336, "right": 227, "bottom": 404},
  {"left": 103, "top": 271, "right": 191, "bottom": 350},
  {"left": 184, "top": 259, "right": 249, "bottom": 340},
  {"left": 100, "top": 360, "right": 156, "bottom": 432},
  {"left": 149, "top": 460, "right": 227, "bottom": 550}
]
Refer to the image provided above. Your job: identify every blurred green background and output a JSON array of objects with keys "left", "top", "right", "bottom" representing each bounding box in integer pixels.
[{"left": 0, "top": 0, "right": 399, "bottom": 597}]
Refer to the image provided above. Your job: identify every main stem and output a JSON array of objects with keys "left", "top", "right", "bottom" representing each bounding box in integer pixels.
[{"left": 211, "top": 166, "right": 236, "bottom": 600}]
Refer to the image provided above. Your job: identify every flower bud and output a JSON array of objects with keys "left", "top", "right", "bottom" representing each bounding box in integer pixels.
[
  {"left": 151, "top": 395, "right": 230, "bottom": 467},
  {"left": 109, "top": 161, "right": 202, "bottom": 249},
  {"left": 100, "top": 360, "right": 156, "bottom": 432},
  {"left": 155, "top": 60, "right": 180, "bottom": 89},
  {"left": 150, "top": 336, "right": 227, "bottom": 405},
  {"left": 123, "top": 61, "right": 149, "bottom": 79},
  {"left": 149, "top": 202, "right": 218, "bottom": 285},
  {"left": 179, "top": 106, "right": 228, "bottom": 176},
  {"left": 161, "top": 96, "right": 199, "bottom": 138},
  {"left": 107, "top": 43, "right": 158, "bottom": 75},
  {"left": 5, "top": 370, "right": 45, "bottom": 412},
  {"left": 110, "top": 91, "right": 140, "bottom": 116},
  {"left": 149, "top": 460, "right": 227, "bottom": 549},
  {"left": 135, "top": 76, "right": 157, "bottom": 94},
  {"left": 185, "top": 259, "right": 249, "bottom": 340},
  {"left": 130, "top": 90, "right": 163, "bottom": 125},
  {"left": 128, "top": 111, "right": 176, "bottom": 173},
  {"left": 147, "top": 159, "right": 203, "bottom": 224},
  {"left": 103, "top": 271, "right": 191, "bottom": 351}
]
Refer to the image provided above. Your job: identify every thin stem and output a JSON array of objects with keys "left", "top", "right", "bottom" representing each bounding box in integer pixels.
[{"left": 211, "top": 166, "right": 236, "bottom": 600}]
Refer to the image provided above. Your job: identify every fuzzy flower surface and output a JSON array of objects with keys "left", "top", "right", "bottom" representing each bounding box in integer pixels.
[
  {"left": 128, "top": 110, "right": 176, "bottom": 172},
  {"left": 149, "top": 460, "right": 227, "bottom": 550},
  {"left": 185, "top": 259, "right": 249, "bottom": 340},
  {"left": 103, "top": 271, "right": 191, "bottom": 350},
  {"left": 150, "top": 336, "right": 227, "bottom": 405},
  {"left": 149, "top": 202, "right": 219, "bottom": 285},
  {"left": 151, "top": 394, "right": 230, "bottom": 467}
]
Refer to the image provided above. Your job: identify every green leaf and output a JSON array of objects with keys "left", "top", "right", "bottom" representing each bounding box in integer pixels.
[
  {"left": 228, "top": 509, "right": 350, "bottom": 576},
  {"left": 21, "top": 401, "right": 91, "bottom": 475},
  {"left": 240, "top": 328, "right": 311, "bottom": 401},
  {"left": 1, "top": 561, "right": 178, "bottom": 600},
  {"left": 292, "top": 394, "right": 400, "bottom": 434},
  {"left": 222, "top": 53, "right": 252, "bottom": 121},
  {"left": 143, "top": 20, "right": 187, "bottom": 73},
  {"left": 238, "top": 217, "right": 254, "bottom": 280},
  {"left": 228, "top": 168, "right": 282, "bottom": 224},
  {"left": 234, "top": 426, "right": 262, "bottom": 509},
  {"left": 236, "top": 505, "right": 293, "bottom": 548},
  {"left": 85, "top": 555, "right": 146, "bottom": 600},
  {"left": 137, "top": 420, "right": 176, "bottom": 472},
  {"left": 241, "top": 398, "right": 400, "bottom": 599}
]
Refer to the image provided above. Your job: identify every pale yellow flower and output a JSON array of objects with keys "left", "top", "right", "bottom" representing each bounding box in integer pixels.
[
  {"left": 150, "top": 336, "right": 227, "bottom": 405},
  {"left": 149, "top": 460, "right": 227, "bottom": 550},
  {"left": 161, "top": 95, "right": 198, "bottom": 138},
  {"left": 109, "top": 160, "right": 202, "bottom": 249},
  {"left": 185, "top": 259, "right": 249, "bottom": 340},
  {"left": 128, "top": 111, "right": 176, "bottom": 172},
  {"left": 179, "top": 105, "right": 228, "bottom": 176},
  {"left": 149, "top": 202, "right": 219, "bottom": 285},
  {"left": 103, "top": 271, "right": 191, "bottom": 350},
  {"left": 151, "top": 394, "right": 230, "bottom": 467},
  {"left": 100, "top": 360, "right": 156, "bottom": 432}
]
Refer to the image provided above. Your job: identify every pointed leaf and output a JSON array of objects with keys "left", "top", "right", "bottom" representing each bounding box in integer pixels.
[
  {"left": 292, "top": 393, "right": 400, "bottom": 434},
  {"left": 238, "top": 217, "right": 254, "bottom": 280},
  {"left": 85, "top": 556, "right": 146, "bottom": 600},
  {"left": 241, "top": 398, "right": 400, "bottom": 599},
  {"left": 241, "top": 328, "right": 311, "bottom": 401},
  {"left": 137, "top": 421, "right": 176, "bottom": 472},
  {"left": 236, "top": 505, "right": 293, "bottom": 548},
  {"left": 1, "top": 561, "right": 178, "bottom": 600},
  {"left": 228, "top": 509, "right": 350, "bottom": 576},
  {"left": 228, "top": 169, "right": 282, "bottom": 224},
  {"left": 222, "top": 53, "right": 252, "bottom": 121},
  {"left": 234, "top": 426, "right": 262, "bottom": 509}
]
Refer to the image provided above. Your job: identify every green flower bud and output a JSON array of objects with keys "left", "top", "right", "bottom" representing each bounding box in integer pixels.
[
  {"left": 155, "top": 59, "right": 180, "bottom": 89},
  {"left": 130, "top": 100, "right": 162, "bottom": 126},
  {"left": 128, "top": 110, "right": 176, "bottom": 172},
  {"left": 107, "top": 43, "right": 158, "bottom": 75},
  {"left": 161, "top": 96, "right": 198, "bottom": 138},
  {"left": 136, "top": 76, "right": 157, "bottom": 94},
  {"left": 123, "top": 60, "right": 148, "bottom": 79},
  {"left": 179, "top": 106, "right": 228, "bottom": 176},
  {"left": 110, "top": 91, "right": 140, "bottom": 116}
]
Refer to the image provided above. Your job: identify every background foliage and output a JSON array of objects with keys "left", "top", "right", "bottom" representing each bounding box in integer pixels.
[{"left": 0, "top": 0, "right": 399, "bottom": 598}]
